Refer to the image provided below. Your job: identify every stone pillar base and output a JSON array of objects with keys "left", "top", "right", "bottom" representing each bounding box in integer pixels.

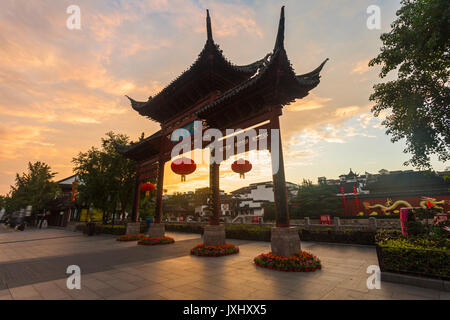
[
  {"left": 148, "top": 223, "right": 165, "bottom": 238},
  {"left": 271, "top": 227, "right": 301, "bottom": 257},
  {"left": 203, "top": 225, "right": 226, "bottom": 246},
  {"left": 126, "top": 222, "right": 141, "bottom": 235}
]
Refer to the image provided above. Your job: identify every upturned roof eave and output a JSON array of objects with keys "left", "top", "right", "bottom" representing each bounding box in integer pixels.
[{"left": 125, "top": 10, "right": 267, "bottom": 122}]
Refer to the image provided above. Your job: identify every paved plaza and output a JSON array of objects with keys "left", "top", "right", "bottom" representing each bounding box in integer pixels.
[{"left": 0, "top": 226, "right": 448, "bottom": 300}]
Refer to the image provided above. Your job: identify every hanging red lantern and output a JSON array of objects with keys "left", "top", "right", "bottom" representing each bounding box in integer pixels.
[
  {"left": 232, "top": 159, "right": 252, "bottom": 179},
  {"left": 141, "top": 182, "right": 155, "bottom": 197},
  {"left": 171, "top": 158, "right": 196, "bottom": 182}
]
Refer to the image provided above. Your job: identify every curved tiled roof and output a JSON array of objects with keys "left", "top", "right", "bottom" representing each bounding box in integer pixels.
[
  {"left": 126, "top": 10, "right": 268, "bottom": 123},
  {"left": 197, "top": 7, "right": 329, "bottom": 119}
]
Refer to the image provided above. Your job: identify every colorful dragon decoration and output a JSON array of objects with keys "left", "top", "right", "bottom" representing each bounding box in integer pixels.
[{"left": 363, "top": 197, "right": 446, "bottom": 214}]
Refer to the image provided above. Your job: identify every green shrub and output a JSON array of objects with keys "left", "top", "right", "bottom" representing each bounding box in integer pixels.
[
  {"left": 165, "top": 223, "right": 376, "bottom": 245},
  {"left": 96, "top": 224, "right": 126, "bottom": 235},
  {"left": 225, "top": 225, "right": 271, "bottom": 241},
  {"left": 77, "top": 222, "right": 148, "bottom": 235},
  {"left": 300, "top": 229, "right": 375, "bottom": 245},
  {"left": 406, "top": 221, "right": 429, "bottom": 236},
  {"left": 376, "top": 243, "right": 449, "bottom": 280},
  {"left": 376, "top": 226, "right": 450, "bottom": 280},
  {"left": 165, "top": 223, "right": 203, "bottom": 234},
  {"left": 375, "top": 229, "right": 403, "bottom": 243}
]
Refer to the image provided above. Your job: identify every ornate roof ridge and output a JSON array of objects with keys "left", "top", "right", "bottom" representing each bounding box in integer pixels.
[
  {"left": 115, "top": 130, "right": 162, "bottom": 155},
  {"left": 296, "top": 58, "right": 329, "bottom": 86},
  {"left": 126, "top": 10, "right": 266, "bottom": 119},
  {"left": 196, "top": 7, "right": 329, "bottom": 117}
]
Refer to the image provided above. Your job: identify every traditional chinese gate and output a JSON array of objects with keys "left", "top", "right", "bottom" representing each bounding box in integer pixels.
[{"left": 117, "top": 7, "right": 327, "bottom": 257}]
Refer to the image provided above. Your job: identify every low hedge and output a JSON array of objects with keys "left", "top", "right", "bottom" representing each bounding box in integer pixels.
[
  {"left": 165, "top": 223, "right": 376, "bottom": 245},
  {"left": 225, "top": 225, "right": 272, "bottom": 241},
  {"left": 376, "top": 244, "right": 449, "bottom": 280},
  {"left": 165, "top": 223, "right": 203, "bottom": 235},
  {"left": 300, "top": 229, "right": 375, "bottom": 245},
  {"left": 77, "top": 223, "right": 147, "bottom": 235},
  {"left": 376, "top": 228, "right": 450, "bottom": 280}
]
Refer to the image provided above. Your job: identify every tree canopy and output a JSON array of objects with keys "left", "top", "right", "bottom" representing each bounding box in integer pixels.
[
  {"left": 72, "top": 132, "right": 137, "bottom": 220},
  {"left": 0, "top": 195, "right": 8, "bottom": 210},
  {"left": 369, "top": 0, "right": 450, "bottom": 169},
  {"left": 7, "top": 162, "right": 59, "bottom": 213},
  {"left": 291, "top": 179, "right": 340, "bottom": 217}
]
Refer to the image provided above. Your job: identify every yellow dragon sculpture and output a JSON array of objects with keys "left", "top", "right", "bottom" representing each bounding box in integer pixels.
[{"left": 363, "top": 197, "right": 446, "bottom": 214}]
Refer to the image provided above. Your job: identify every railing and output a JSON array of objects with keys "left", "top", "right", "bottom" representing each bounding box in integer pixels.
[{"left": 170, "top": 216, "right": 402, "bottom": 231}]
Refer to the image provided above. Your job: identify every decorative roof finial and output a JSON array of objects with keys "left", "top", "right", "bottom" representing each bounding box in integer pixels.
[
  {"left": 206, "top": 9, "right": 213, "bottom": 41},
  {"left": 274, "top": 6, "right": 285, "bottom": 51}
]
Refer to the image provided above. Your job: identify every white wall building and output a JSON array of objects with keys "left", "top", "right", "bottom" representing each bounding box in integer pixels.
[{"left": 231, "top": 182, "right": 299, "bottom": 222}]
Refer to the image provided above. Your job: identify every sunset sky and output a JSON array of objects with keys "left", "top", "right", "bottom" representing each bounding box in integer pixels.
[{"left": 0, "top": 0, "right": 448, "bottom": 196}]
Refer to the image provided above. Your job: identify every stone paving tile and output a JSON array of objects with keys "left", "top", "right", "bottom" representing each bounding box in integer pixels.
[
  {"left": 33, "top": 281, "right": 72, "bottom": 300},
  {"left": 0, "top": 228, "right": 446, "bottom": 300},
  {"left": 129, "top": 279, "right": 157, "bottom": 288},
  {"left": 247, "top": 290, "right": 293, "bottom": 300},
  {"left": 65, "top": 286, "right": 103, "bottom": 300},
  {"left": 107, "top": 284, "right": 169, "bottom": 300},
  {"left": 171, "top": 284, "right": 228, "bottom": 300},
  {"left": 107, "top": 279, "right": 140, "bottom": 292},
  {"left": 82, "top": 278, "right": 111, "bottom": 291},
  {"left": 320, "top": 287, "right": 389, "bottom": 300},
  {"left": 108, "top": 271, "right": 145, "bottom": 283},
  {"left": 9, "top": 285, "right": 43, "bottom": 300},
  {"left": 157, "top": 288, "right": 194, "bottom": 300},
  {"left": 93, "top": 286, "right": 123, "bottom": 299},
  {"left": 380, "top": 282, "right": 441, "bottom": 299},
  {"left": 0, "top": 289, "right": 12, "bottom": 300},
  {"left": 221, "top": 287, "right": 259, "bottom": 300}
]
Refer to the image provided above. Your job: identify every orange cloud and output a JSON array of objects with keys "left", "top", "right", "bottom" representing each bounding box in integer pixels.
[{"left": 351, "top": 59, "right": 371, "bottom": 75}]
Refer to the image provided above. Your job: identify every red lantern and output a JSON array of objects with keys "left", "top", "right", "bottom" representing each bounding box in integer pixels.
[
  {"left": 171, "top": 158, "right": 196, "bottom": 182},
  {"left": 141, "top": 182, "right": 155, "bottom": 197},
  {"left": 232, "top": 159, "right": 252, "bottom": 179}
]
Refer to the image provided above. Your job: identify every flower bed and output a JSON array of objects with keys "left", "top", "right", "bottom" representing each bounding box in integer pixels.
[
  {"left": 191, "top": 243, "right": 239, "bottom": 257},
  {"left": 254, "top": 251, "right": 322, "bottom": 272},
  {"left": 116, "top": 234, "right": 147, "bottom": 242},
  {"left": 137, "top": 236, "right": 175, "bottom": 246}
]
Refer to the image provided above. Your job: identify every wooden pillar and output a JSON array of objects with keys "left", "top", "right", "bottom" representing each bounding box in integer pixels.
[
  {"left": 154, "top": 160, "right": 165, "bottom": 223},
  {"left": 131, "top": 173, "right": 141, "bottom": 222},
  {"left": 209, "top": 161, "right": 221, "bottom": 226},
  {"left": 270, "top": 113, "right": 290, "bottom": 228}
]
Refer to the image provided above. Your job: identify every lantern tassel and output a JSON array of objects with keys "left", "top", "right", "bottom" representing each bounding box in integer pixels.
[
  {"left": 240, "top": 173, "right": 245, "bottom": 179},
  {"left": 181, "top": 175, "right": 186, "bottom": 182},
  {"left": 145, "top": 191, "right": 150, "bottom": 197}
]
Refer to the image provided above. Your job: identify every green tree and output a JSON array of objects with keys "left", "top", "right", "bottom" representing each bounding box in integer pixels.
[
  {"left": 0, "top": 195, "right": 5, "bottom": 208},
  {"left": 0, "top": 195, "right": 9, "bottom": 212},
  {"left": 292, "top": 179, "right": 340, "bottom": 218},
  {"left": 263, "top": 203, "right": 276, "bottom": 222},
  {"left": 8, "top": 162, "right": 60, "bottom": 214},
  {"left": 72, "top": 132, "right": 137, "bottom": 222},
  {"left": 138, "top": 178, "right": 157, "bottom": 220},
  {"left": 369, "top": 0, "right": 450, "bottom": 169}
]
